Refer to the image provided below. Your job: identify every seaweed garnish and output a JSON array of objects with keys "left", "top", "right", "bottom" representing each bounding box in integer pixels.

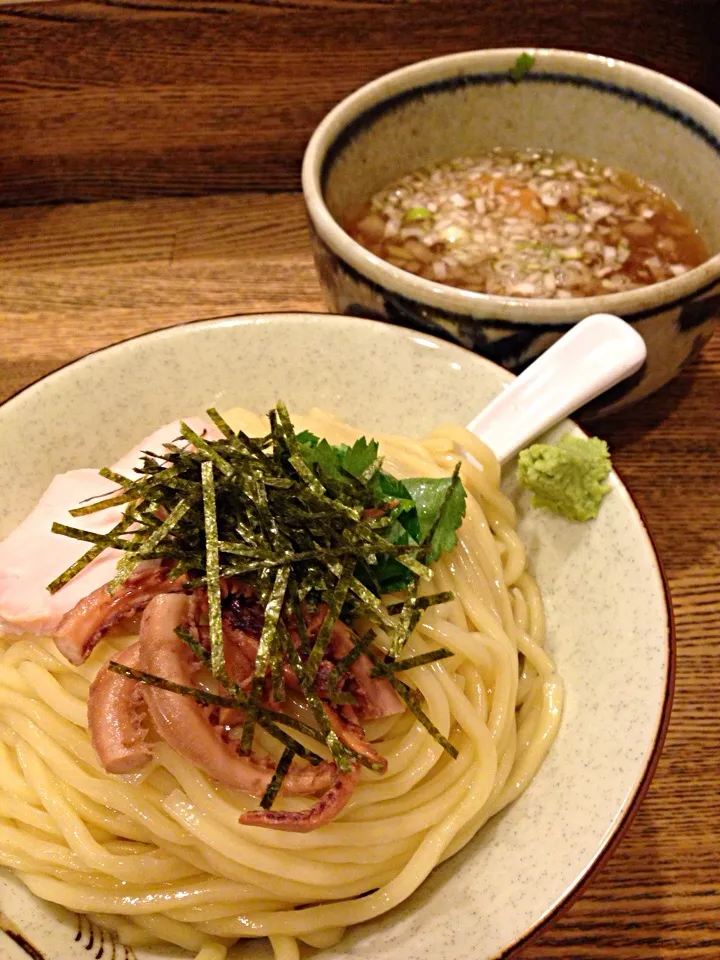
[{"left": 52, "top": 402, "right": 467, "bottom": 806}]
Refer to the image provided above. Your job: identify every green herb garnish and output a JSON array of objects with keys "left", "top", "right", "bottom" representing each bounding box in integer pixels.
[
  {"left": 53, "top": 403, "right": 466, "bottom": 805},
  {"left": 403, "top": 206, "right": 433, "bottom": 223},
  {"left": 509, "top": 52, "right": 535, "bottom": 82}
]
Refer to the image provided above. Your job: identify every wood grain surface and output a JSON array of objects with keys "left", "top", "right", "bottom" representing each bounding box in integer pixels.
[
  {"left": 0, "top": 191, "right": 718, "bottom": 958},
  {"left": 1, "top": 0, "right": 718, "bottom": 205}
]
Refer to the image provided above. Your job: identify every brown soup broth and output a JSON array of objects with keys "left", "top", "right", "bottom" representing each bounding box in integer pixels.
[{"left": 346, "top": 149, "right": 708, "bottom": 299}]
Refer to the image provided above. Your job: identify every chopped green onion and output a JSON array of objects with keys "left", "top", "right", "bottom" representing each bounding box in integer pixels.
[
  {"left": 403, "top": 206, "right": 433, "bottom": 223},
  {"left": 509, "top": 52, "right": 535, "bottom": 82}
]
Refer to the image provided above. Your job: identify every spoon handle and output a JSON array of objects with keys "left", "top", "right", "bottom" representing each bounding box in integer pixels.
[{"left": 466, "top": 313, "right": 647, "bottom": 463}]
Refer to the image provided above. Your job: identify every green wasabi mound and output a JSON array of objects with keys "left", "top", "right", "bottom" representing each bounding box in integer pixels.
[{"left": 517, "top": 435, "right": 612, "bottom": 522}]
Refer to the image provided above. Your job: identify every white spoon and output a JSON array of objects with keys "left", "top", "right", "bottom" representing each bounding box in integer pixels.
[{"left": 467, "top": 313, "right": 647, "bottom": 463}]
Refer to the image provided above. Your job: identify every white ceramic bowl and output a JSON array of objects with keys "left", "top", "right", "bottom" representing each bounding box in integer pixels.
[
  {"left": 0, "top": 314, "right": 673, "bottom": 960},
  {"left": 302, "top": 48, "right": 720, "bottom": 417}
]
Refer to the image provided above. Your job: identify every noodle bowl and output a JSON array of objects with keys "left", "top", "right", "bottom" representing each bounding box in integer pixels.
[{"left": 0, "top": 408, "right": 563, "bottom": 960}]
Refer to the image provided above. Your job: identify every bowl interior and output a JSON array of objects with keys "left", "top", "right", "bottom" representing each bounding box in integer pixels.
[
  {"left": 322, "top": 53, "right": 720, "bottom": 254},
  {"left": 0, "top": 314, "right": 672, "bottom": 960}
]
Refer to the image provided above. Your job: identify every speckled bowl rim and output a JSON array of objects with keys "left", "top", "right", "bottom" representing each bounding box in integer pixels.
[
  {"left": 302, "top": 47, "right": 720, "bottom": 324},
  {"left": 0, "top": 312, "right": 676, "bottom": 958},
  {"left": 501, "top": 471, "right": 675, "bottom": 956}
]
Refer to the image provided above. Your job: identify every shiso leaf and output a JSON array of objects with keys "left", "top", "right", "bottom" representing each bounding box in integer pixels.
[
  {"left": 341, "top": 437, "right": 381, "bottom": 480},
  {"left": 402, "top": 464, "right": 466, "bottom": 564}
]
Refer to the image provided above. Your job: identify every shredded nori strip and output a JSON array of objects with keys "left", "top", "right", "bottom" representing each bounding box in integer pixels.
[
  {"left": 107, "top": 661, "right": 253, "bottom": 709},
  {"left": 371, "top": 648, "right": 453, "bottom": 674},
  {"left": 110, "top": 498, "right": 192, "bottom": 592},
  {"left": 288, "top": 581, "right": 312, "bottom": 655},
  {"left": 304, "top": 556, "right": 354, "bottom": 683},
  {"left": 241, "top": 565, "right": 290, "bottom": 753},
  {"left": 68, "top": 465, "right": 181, "bottom": 517},
  {"left": 367, "top": 651, "right": 458, "bottom": 759},
  {"left": 278, "top": 625, "right": 380, "bottom": 773},
  {"left": 50, "top": 522, "right": 136, "bottom": 551},
  {"left": 386, "top": 591, "right": 454, "bottom": 616},
  {"left": 181, "top": 423, "right": 234, "bottom": 478},
  {"left": 111, "top": 655, "right": 324, "bottom": 767},
  {"left": 200, "top": 461, "right": 224, "bottom": 677},
  {"left": 52, "top": 402, "right": 468, "bottom": 809},
  {"left": 47, "top": 514, "right": 136, "bottom": 594},
  {"left": 206, "top": 407, "right": 278, "bottom": 474},
  {"left": 260, "top": 746, "right": 296, "bottom": 809},
  {"left": 326, "top": 628, "right": 376, "bottom": 699},
  {"left": 174, "top": 625, "right": 323, "bottom": 765},
  {"left": 99, "top": 467, "right": 131, "bottom": 487}
]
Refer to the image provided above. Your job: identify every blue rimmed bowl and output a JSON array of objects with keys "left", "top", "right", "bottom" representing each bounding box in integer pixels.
[{"left": 302, "top": 48, "right": 720, "bottom": 417}]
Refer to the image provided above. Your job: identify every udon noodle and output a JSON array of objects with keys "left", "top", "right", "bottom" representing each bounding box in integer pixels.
[{"left": 0, "top": 409, "right": 563, "bottom": 960}]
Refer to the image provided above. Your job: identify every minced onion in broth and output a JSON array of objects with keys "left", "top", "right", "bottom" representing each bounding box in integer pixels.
[{"left": 347, "top": 148, "right": 708, "bottom": 299}]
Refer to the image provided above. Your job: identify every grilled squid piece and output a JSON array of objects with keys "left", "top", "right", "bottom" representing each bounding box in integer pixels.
[
  {"left": 222, "top": 620, "right": 302, "bottom": 701},
  {"left": 324, "top": 702, "right": 387, "bottom": 773},
  {"left": 87, "top": 642, "right": 152, "bottom": 774},
  {"left": 138, "top": 594, "right": 337, "bottom": 798},
  {"left": 239, "top": 764, "right": 360, "bottom": 833},
  {"left": 330, "top": 619, "right": 404, "bottom": 719},
  {"left": 54, "top": 563, "right": 187, "bottom": 665}
]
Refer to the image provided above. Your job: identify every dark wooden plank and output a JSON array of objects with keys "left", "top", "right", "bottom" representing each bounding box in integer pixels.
[{"left": 0, "top": 0, "right": 717, "bottom": 204}]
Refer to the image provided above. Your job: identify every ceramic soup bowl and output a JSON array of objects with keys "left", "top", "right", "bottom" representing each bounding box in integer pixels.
[{"left": 302, "top": 48, "right": 720, "bottom": 417}]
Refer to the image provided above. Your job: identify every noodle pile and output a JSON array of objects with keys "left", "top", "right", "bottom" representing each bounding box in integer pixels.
[{"left": 0, "top": 411, "right": 563, "bottom": 960}]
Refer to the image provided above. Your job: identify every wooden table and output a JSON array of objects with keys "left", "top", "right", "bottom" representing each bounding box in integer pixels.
[{"left": 1, "top": 192, "right": 718, "bottom": 959}]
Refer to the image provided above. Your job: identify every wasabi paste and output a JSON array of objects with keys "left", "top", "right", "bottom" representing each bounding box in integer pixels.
[{"left": 517, "top": 435, "right": 612, "bottom": 522}]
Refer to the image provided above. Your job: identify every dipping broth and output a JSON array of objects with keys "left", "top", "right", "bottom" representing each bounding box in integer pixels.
[{"left": 347, "top": 149, "right": 709, "bottom": 299}]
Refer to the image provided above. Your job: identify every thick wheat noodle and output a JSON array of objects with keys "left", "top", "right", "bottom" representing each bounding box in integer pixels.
[{"left": 0, "top": 410, "right": 563, "bottom": 959}]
